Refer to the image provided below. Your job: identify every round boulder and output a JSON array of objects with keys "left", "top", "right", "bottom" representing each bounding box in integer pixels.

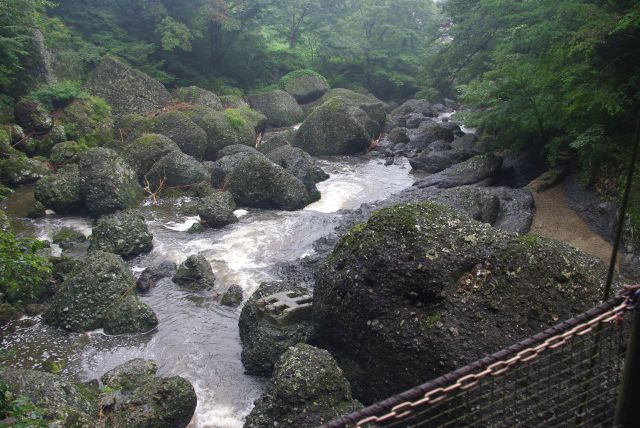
[
  {"left": 35, "top": 164, "right": 83, "bottom": 214},
  {"left": 0, "top": 153, "right": 51, "bottom": 186},
  {"left": 146, "top": 151, "right": 210, "bottom": 189},
  {"left": 57, "top": 97, "right": 114, "bottom": 146},
  {"left": 173, "top": 255, "right": 215, "bottom": 291},
  {"left": 136, "top": 261, "right": 177, "bottom": 293},
  {"left": 174, "top": 86, "right": 223, "bottom": 110},
  {"left": 119, "top": 133, "right": 180, "bottom": 179},
  {"left": 267, "top": 146, "right": 329, "bottom": 202},
  {"left": 190, "top": 108, "right": 256, "bottom": 160},
  {"left": 279, "top": 69, "right": 330, "bottom": 103},
  {"left": 196, "top": 191, "right": 238, "bottom": 229},
  {"left": 150, "top": 111, "right": 208, "bottom": 160},
  {"left": 89, "top": 210, "right": 153, "bottom": 259},
  {"left": 248, "top": 90, "right": 304, "bottom": 128},
  {"left": 50, "top": 141, "right": 90, "bottom": 166}
]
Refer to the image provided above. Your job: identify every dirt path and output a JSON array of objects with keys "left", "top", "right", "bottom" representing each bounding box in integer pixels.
[{"left": 531, "top": 185, "right": 614, "bottom": 264}]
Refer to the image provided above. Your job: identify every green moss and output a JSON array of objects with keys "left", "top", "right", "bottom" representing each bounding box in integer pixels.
[
  {"left": 58, "top": 97, "right": 113, "bottom": 147},
  {"left": 279, "top": 69, "right": 329, "bottom": 89},
  {"left": 517, "top": 234, "right": 540, "bottom": 248},
  {"left": 224, "top": 109, "right": 247, "bottom": 131},
  {"left": 423, "top": 313, "right": 442, "bottom": 328}
]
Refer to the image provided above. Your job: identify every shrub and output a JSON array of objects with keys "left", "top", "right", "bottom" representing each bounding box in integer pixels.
[{"left": 27, "top": 81, "right": 89, "bottom": 110}]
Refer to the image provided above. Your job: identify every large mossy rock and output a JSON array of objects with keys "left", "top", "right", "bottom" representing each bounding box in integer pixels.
[
  {"left": 85, "top": 57, "right": 172, "bottom": 116},
  {"left": 146, "top": 150, "right": 210, "bottom": 189},
  {"left": 174, "top": 86, "right": 223, "bottom": 110},
  {"left": 196, "top": 191, "right": 238, "bottom": 229},
  {"left": 310, "top": 88, "right": 387, "bottom": 125},
  {"left": 50, "top": 141, "right": 90, "bottom": 166},
  {"left": 90, "top": 210, "right": 153, "bottom": 259},
  {"left": 150, "top": 111, "right": 208, "bottom": 160},
  {"left": 314, "top": 203, "right": 609, "bottom": 403},
  {"left": 34, "top": 164, "right": 83, "bottom": 214},
  {"left": 100, "top": 359, "right": 197, "bottom": 428},
  {"left": 267, "top": 146, "right": 329, "bottom": 201},
  {"left": 248, "top": 90, "right": 304, "bottom": 128},
  {"left": 173, "top": 254, "right": 215, "bottom": 291},
  {"left": 43, "top": 251, "right": 158, "bottom": 334},
  {"left": 227, "top": 155, "right": 310, "bottom": 210},
  {"left": 14, "top": 99, "right": 52, "bottom": 132},
  {"left": 245, "top": 344, "right": 362, "bottom": 428},
  {"left": 294, "top": 97, "right": 379, "bottom": 156},
  {"left": 239, "top": 282, "right": 313, "bottom": 376},
  {"left": 118, "top": 133, "right": 180, "bottom": 179},
  {"left": 189, "top": 108, "right": 257, "bottom": 160},
  {"left": 0, "top": 152, "right": 51, "bottom": 186},
  {"left": 279, "top": 69, "right": 330, "bottom": 103},
  {"left": 79, "top": 148, "right": 144, "bottom": 216},
  {"left": 57, "top": 97, "right": 114, "bottom": 146}
]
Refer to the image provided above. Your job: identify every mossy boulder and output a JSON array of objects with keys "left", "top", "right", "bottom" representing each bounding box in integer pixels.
[
  {"left": 57, "top": 97, "right": 114, "bottom": 146},
  {"left": 311, "top": 88, "right": 387, "bottom": 126},
  {"left": 220, "top": 284, "right": 243, "bottom": 307},
  {"left": 78, "top": 148, "right": 144, "bottom": 216},
  {"left": 190, "top": 108, "right": 256, "bottom": 160},
  {"left": 172, "top": 254, "right": 215, "bottom": 291},
  {"left": 267, "top": 146, "right": 329, "bottom": 202},
  {"left": 227, "top": 155, "right": 310, "bottom": 210},
  {"left": 220, "top": 94, "right": 249, "bottom": 109},
  {"left": 113, "top": 113, "right": 154, "bottom": 142},
  {"left": 29, "top": 124, "right": 66, "bottom": 157},
  {"left": 146, "top": 150, "right": 210, "bottom": 190},
  {"left": 258, "top": 129, "right": 295, "bottom": 154},
  {"left": 43, "top": 251, "right": 158, "bottom": 334},
  {"left": 314, "top": 202, "right": 610, "bottom": 403},
  {"left": 0, "top": 152, "right": 51, "bottom": 186},
  {"left": 209, "top": 152, "right": 258, "bottom": 188},
  {"left": 50, "top": 141, "right": 90, "bottom": 166},
  {"left": 248, "top": 90, "right": 304, "bottom": 128},
  {"left": 245, "top": 344, "right": 362, "bottom": 428},
  {"left": 89, "top": 210, "right": 153, "bottom": 259},
  {"left": 294, "top": 97, "right": 379, "bottom": 155},
  {"left": 34, "top": 164, "right": 83, "bottom": 214},
  {"left": 150, "top": 111, "right": 208, "bottom": 160},
  {"left": 174, "top": 86, "right": 223, "bottom": 110},
  {"left": 53, "top": 228, "right": 87, "bottom": 250},
  {"left": 279, "top": 69, "right": 330, "bottom": 103},
  {"left": 14, "top": 99, "right": 52, "bottom": 132},
  {"left": 100, "top": 359, "right": 197, "bottom": 428},
  {"left": 196, "top": 191, "right": 238, "bottom": 229},
  {"left": 239, "top": 282, "right": 313, "bottom": 376},
  {"left": 85, "top": 57, "right": 172, "bottom": 116},
  {"left": 217, "top": 144, "right": 262, "bottom": 159},
  {"left": 119, "top": 133, "right": 180, "bottom": 179}
]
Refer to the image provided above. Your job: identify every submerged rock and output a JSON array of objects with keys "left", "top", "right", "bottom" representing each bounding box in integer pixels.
[
  {"left": 248, "top": 90, "right": 304, "bottom": 128},
  {"left": 196, "top": 191, "right": 238, "bottom": 228},
  {"left": 279, "top": 69, "right": 330, "bottom": 103},
  {"left": 221, "top": 284, "right": 244, "bottom": 307},
  {"left": 89, "top": 210, "right": 153, "bottom": 259},
  {"left": 267, "top": 146, "right": 329, "bottom": 201},
  {"left": 173, "top": 255, "right": 215, "bottom": 291},
  {"left": 245, "top": 344, "right": 362, "bottom": 428},
  {"left": 35, "top": 164, "right": 83, "bottom": 214},
  {"left": 314, "top": 202, "right": 609, "bottom": 403},
  {"left": 136, "top": 261, "right": 177, "bottom": 293},
  {"left": 239, "top": 282, "right": 313, "bottom": 375}
]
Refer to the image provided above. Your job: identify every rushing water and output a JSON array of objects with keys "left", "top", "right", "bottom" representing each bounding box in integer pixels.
[{"left": 0, "top": 156, "right": 415, "bottom": 428}]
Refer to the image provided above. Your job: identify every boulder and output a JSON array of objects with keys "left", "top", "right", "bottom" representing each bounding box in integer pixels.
[
  {"left": 0, "top": 153, "right": 51, "bottom": 186},
  {"left": 258, "top": 129, "right": 295, "bottom": 154},
  {"left": 244, "top": 344, "right": 362, "bottom": 428},
  {"left": 414, "top": 154, "right": 503, "bottom": 189},
  {"left": 294, "top": 97, "right": 378, "bottom": 156},
  {"left": 218, "top": 144, "right": 262, "bottom": 159},
  {"left": 409, "top": 121, "right": 458, "bottom": 145},
  {"left": 146, "top": 151, "right": 210, "bottom": 189},
  {"left": 89, "top": 210, "right": 153, "bottom": 259},
  {"left": 100, "top": 359, "right": 197, "bottom": 428},
  {"left": 79, "top": 148, "right": 144, "bottom": 216},
  {"left": 50, "top": 141, "right": 90, "bottom": 166},
  {"left": 174, "top": 86, "right": 223, "bottom": 110},
  {"left": 391, "top": 99, "right": 433, "bottom": 117},
  {"left": 52, "top": 228, "right": 87, "bottom": 250},
  {"left": 220, "top": 284, "right": 243, "bottom": 307},
  {"left": 387, "top": 127, "right": 410, "bottom": 144},
  {"left": 34, "top": 164, "right": 83, "bottom": 214},
  {"left": 43, "top": 251, "right": 158, "bottom": 334},
  {"left": 248, "top": 90, "right": 304, "bottom": 128},
  {"left": 173, "top": 255, "right": 215, "bottom": 291},
  {"left": 190, "top": 108, "right": 257, "bottom": 160},
  {"left": 209, "top": 152, "right": 256, "bottom": 188},
  {"left": 30, "top": 125, "right": 66, "bottom": 157},
  {"left": 239, "top": 281, "right": 313, "bottom": 375},
  {"left": 267, "top": 146, "right": 329, "bottom": 202},
  {"left": 57, "top": 97, "right": 114, "bottom": 146},
  {"left": 279, "top": 69, "right": 330, "bottom": 103},
  {"left": 136, "top": 261, "right": 177, "bottom": 293},
  {"left": 196, "top": 191, "right": 238, "bottom": 228},
  {"left": 85, "top": 57, "right": 172, "bottom": 116},
  {"left": 150, "top": 111, "right": 208, "bottom": 160},
  {"left": 227, "top": 155, "right": 310, "bottom": 210},
  {"left": 119, "top": 133, "right": 180, "bottom": 179},
  {"left": 220, "top": 95, "right": 249, "bottom": 109},
  {"left": 313, "top": 202, "right": 608, "bottom": 403},
  {"left": 404, "top": 113, "right": 430, "bottom": 129},
  {"left": 318, "top": 89, "right": 387, "bottom": 126},
  {"left": 14, "top": 99, "right": 52, "bottom": 132},
  {"left": 409, "top": 149, "right": 476, "bottom": 173}
]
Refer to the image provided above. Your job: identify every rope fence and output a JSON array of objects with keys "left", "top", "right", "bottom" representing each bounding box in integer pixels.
[{"left": 324, "top": 286, "right": 640, "bottom": 428}]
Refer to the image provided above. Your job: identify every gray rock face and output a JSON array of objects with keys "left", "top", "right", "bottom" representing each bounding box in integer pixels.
[
  {"left": 391, "top": 99, "right": 434, "bottom": 117},
  {"left": 174, "top": 86, "right": 223, "bottom": 110},
  {"left": 409, "top": 148, "right": 476, "bottom": 173},
  {"left": 79, "top": 148, "right": 144, "bottom": 216},
  {"left": 35, "top": 164, "right": 84, "bottom": 214},
  {"left": 14, "top": 99, "right": 52, "bottom": 132},
  {"left": 196, "top": 191, "right": 238, "bottom": 228},
  {"left": 100, "top": 359, "right": 197, "bottom": 428},
  {"left": 388, "top": 127, "right": 410, "bottom": 144},
  {"left": 279, "top": 70, "right": 330, "bottom": 103},
  {"left": 248, "top": 90, "right": 304, "bottom": 128},
  {"left": 314, "top": 202, "right": 609, "bottom": 403},
  {"left": 239, "top": 282, "right": 313, "bottom": 376},
  {"left": 147, "top": 150, "right": 210, "bottom": 189},
  {"left": 119, "top": 133, "right": 180, "bottom": 179},
  {"left": 85, "top": 57, "right": 172, "bottom": 116},
  {"left": 136, "top": 261, "right": 177, "bottom": 293},
  {"left": 414, "top": 154, "right": 503, "bottom": 189},
  {"left": 43, "top": 251, "right": 158, "bottom": 334},
  {"left": 210, "top": 152, "right": 255, "bottom": 188},
  {"left": 90, "top": 210, "right": 153, "bottom": 259},
  {"left": 409, "top": 121, "right": 458, "bottom": 146},
  {"left": 173, "top": 255, "right": 215, "bottom": 291},
  {"left": 244, "top": 344, "right": 362, "bottom": 428},
  {"left": 150, "top": 111, "right": 208, "bottom": 160},
  {"left": 227, "top": 155, "right": 311, "bottom": 210},
  {"left": 267, "top": 146, "right": 329, "bottom": 201}
]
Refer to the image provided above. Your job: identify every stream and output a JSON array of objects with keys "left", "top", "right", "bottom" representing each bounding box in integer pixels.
[{"left": 0, "top": 156, "right": 416, "bottom": 428}]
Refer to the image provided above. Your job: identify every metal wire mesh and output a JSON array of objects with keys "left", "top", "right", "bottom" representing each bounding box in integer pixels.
[{"left": 324, "top": 296, "right": 635, "bottom": 428}]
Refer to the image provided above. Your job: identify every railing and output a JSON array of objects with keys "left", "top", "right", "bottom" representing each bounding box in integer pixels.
[{"left": 324, "top": 286, "right": 640, "bottom": 428}]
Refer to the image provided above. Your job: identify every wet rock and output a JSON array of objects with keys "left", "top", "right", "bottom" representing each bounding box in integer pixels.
[
  {"left": 57, "top": 98, "right": 114, "bottom": 146},
  {"left": 27, "top": 201, "right": 46, "bottom": 218},
  {"left": 89, "top": 210, "right": 153, "bottom": 259},
  {"left": 35, "top": 164, "right": 83, "bottom": 214},
  {"left": 245, "top": 344, "right": 362, "bottom": 428},
  {"left": 279, "top": 69, "right": 330, "bottom": 103},
  {"left": 136, "top": 261, "right": 177, "bottom": 293},
  {"left": 118, "top": 133, "right": 180, "bottom": 179},
  {"left": 85, "top": 57, "right": 172, "bottom": 116},
  {"left": 258, "top": 129, "right": 295, "bottom": 154},
  {"left": 52, "top": 228, "right": 87, "bottom": 250},
  {"left": 313, "top": 203, "right": 608, "bottom": 403},
  {"left": 100, "top": 359, "right": 197, "bottom": 428},
  {"left": 391, "top": 99, "right": 433, "bottom": 118},
  {"left": 409, "top": 148, "right": 475, "bottom": 173},
  {"left": 310, "top": 89, "right": 387, "bottom": 126},
  {"left": 239, "top": 282, "right": 313, "bottom": 376},
  {"left": 387, "top": 127, "right": 410, "bottom": 144},
  {"left": 173, "top": 255, "right": 215, "bottom": 291},
  {"left": 414, "top": 153, "right": 503, "bottom": 189},
  {"left": 14, "top": 99, "right": 52, "bottom": 132},
  {"left": 50, "top": 141, "right": 90, "bottom": 166},
  {"left": 526, "top": 167, "right": 568, "bottom": 193},
  {"left": 196, "top": 191, "right": 238, "bottom": 228},
  {"left": 248, "top": 90, "right": 304, "bottom": 128},
  {"left": 79, "top": 148, "right": 144, "bottom": 216},
  {"left": 187, "top": 222, "right": 206, "bottom": 234},
  {"left": 150, "top": 111, "right": 208, "bottom": 160},
  {"left": 189, "top": 108, "right": 257, "bottom": 160},
  {"left": 563, "top": 174, "right": 618, "bottom": 241},
  {"left": 43, "top": 251, "right": 158, "bottom": 334},
  {"left": 405, "top": 113, "right": 430, "bottom": 129},
  {"left": 0, "top": 153, "right": 51, "bottom": 186},
  {"left": 174, "top": 86, "right": 223, "bottom": 110},
  {"left": 409, "top": 121, "right": 458, "bottom": 145},
  {"left": 218, "top": 144, "right": 262, "bottom": 159},
  {"left": 450, "top": 133, "right": 480, "bottom": 152},
  {"left": 209, "top": 152, "right": 255, "bottom": 188},
  {"left": 227, "top": 155, "right": 310, "bottom": 210},
  {"left": 146, "top": 150, "right": 210, "bottom": 189},
  {"left": 220, "top": 284, "right": 244, "bottom": 307},
  {"left": 267, "top": 146, "right": 329, "bottom": 202}
]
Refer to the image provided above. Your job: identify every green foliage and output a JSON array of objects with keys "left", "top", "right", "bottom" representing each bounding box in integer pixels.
[
  {"left": 0, "top": 95, "right": 15, "bottom": 124},
  {"left": 157, "top": 16, "right": 193, "bottom": 52},
  {"left": 27, "top": 80, "right": 88, "bottom": 110},
  {"left": 0, "top": 380, "right": 48, "bottom": 427},
  {"left": 224, "top": 109, "right": 247, "bottom": 132}
]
